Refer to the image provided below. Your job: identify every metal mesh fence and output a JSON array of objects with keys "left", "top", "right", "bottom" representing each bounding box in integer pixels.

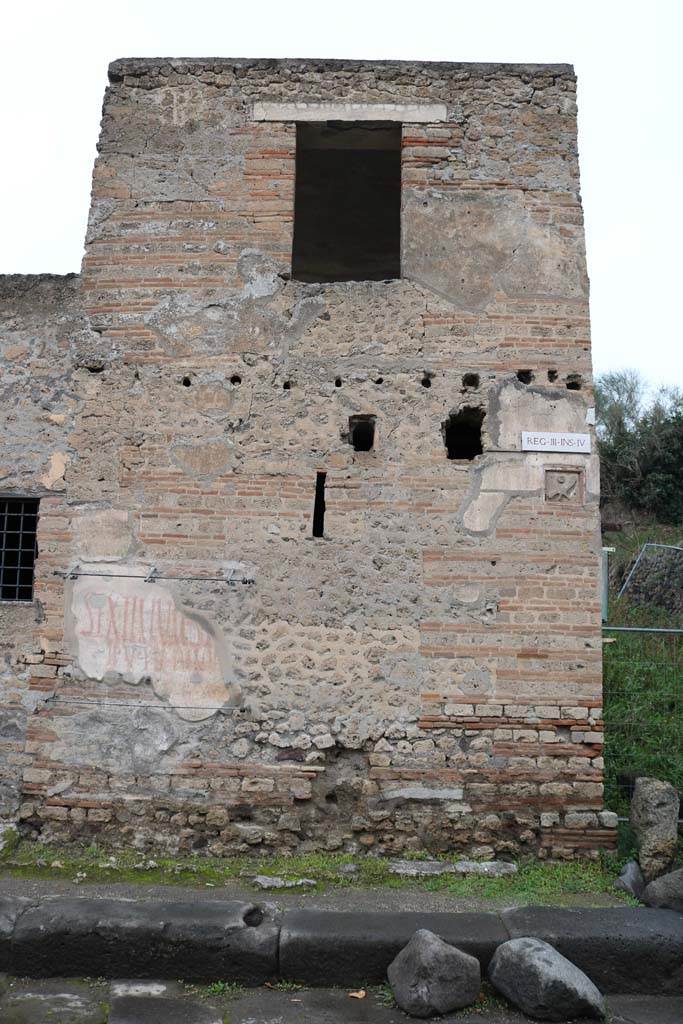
[{"left": 602, "top": 627, "right": 682, "bottom": 815}]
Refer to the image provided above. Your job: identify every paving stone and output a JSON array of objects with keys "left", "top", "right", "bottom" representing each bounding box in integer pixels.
[
  {"left": 388, "top": 859, "right": 516, "bottom": 878},
  {"left": 501, "top": 906, "right": 683, "bottom": 994},
  {"left": 252, "top": 875, "right": 316, "bottom": 890},
  {"left": 607, "top": 995, "right": 683, "bottom": 1024},
  {"left": 109, "top": 995, "right": 222, "bottom": 1024},
  {"left": 279, "top": 909, "right": 507, "bottom": 984},
  {"left": 10, "top": 897, "right": 279, "bottom": 982},
  {"left": 0, "top": 980, "right": 106, "bottom": 1024},
  {"left": 110, "top": 980, "right": 182, "bottom": 998}
]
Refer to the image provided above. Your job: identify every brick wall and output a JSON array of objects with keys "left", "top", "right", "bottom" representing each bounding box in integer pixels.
[{"left": 1, "top": 59, "right": 616, "bottom": 857}]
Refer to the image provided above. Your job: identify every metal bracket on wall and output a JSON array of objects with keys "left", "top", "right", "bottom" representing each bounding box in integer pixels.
[{"left": 53, "top": 565, "right": 255, "bottom": 585}]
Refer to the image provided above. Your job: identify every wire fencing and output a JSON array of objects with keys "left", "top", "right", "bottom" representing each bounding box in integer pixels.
[{"left": 602, "top": 626, "right": 682, "bottom": 815}]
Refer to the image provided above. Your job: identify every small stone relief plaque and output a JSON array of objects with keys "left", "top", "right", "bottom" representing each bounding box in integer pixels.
[{"left": 545, "top": 470, "right": 581, "bottom": 503}]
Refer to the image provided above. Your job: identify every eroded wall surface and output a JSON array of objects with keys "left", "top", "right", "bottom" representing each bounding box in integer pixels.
[{"left": 2, "top": 59, "right": 614, "bottom": 858}]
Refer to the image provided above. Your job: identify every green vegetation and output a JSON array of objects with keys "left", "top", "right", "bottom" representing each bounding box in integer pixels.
[
  {"left": 0, "top": 839, "right": 633, "bottom": 906},
  {"left": 602, "top": 596, "right": 682, "bottom": 815},
  {"left": 595, "top": 371, "right": 683, "bottom": 523},
  {"left": 601, "top": 522, "right": 682, "bottom": 817},
  {"left": 595, "top": 371, "right": 681, "bottom": 816}
]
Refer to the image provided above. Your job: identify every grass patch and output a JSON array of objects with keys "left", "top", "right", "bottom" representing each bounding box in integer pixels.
[
  {"left": 184, "top": 980, "right": 244, "bottom": 1000},
  {"left": 0, "top": 840, "right": 633, "bottom": 906}
]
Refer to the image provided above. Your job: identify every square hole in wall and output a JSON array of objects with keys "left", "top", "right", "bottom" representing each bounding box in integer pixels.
[
  {"left": 347, "top": 414, "right": 376, "bottom": 452},
  {"left": 292, "top": 122, "right": 401, "bottom": 283}
]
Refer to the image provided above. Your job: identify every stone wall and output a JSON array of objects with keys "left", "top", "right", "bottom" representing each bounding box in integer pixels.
[{"left": 1, "top": 59, "right": 616, "bottom": 857}]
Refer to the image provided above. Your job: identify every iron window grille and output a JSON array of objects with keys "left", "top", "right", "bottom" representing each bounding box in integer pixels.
[{"left": 0, "top": 498, "right": 38, "bottom": 602}]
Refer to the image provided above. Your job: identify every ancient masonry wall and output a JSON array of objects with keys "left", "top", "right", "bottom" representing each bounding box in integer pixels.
[{"left": 0, "top": 59, "right": 616, "bottom": 858}]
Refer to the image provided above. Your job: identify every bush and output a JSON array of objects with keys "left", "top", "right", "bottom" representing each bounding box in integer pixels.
[{"left": 596, "top": 371, "right": 683, "bottom": 524}]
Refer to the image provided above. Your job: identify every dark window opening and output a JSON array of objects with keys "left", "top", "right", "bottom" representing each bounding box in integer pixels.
[
  {"left": 292, "top": 121, "right": 401, "bottom": 283},
  {"left": 230, "top": 374, "right": 242, "bottom": 386},
  {"left": 348, "top": 415, "right": 376, "bottom": 452},
  {"left": 283, "top": 381, "right": 291, "bottom": 391},
  {"left": 547, "top": 369, "right": 559, "bottom": 383},
  {"left": 443, "top": 408, "right": 485, "bottom": 461},
  {"left": 516, "top": 369, "right": 534, "bottom": 384},
  {"left": 0, "top": 498, "right": 38, "bottom": 602},
  {"left": 334, "top": 377, "right": 342, "bottom": 388},
  {"left": 566, "top": 373, "right": 583, "bottom": 391},
  {"left": 312, "top": 472, "right": 326, "bottom": 537},
  {"left": 182, "top": 376, "right": 192, "bottom": 387},
  {"left": 421, "top": 375, "right": 432, "bottom": 389},
  {"left": 462, "top": 373, "right": 480, "bottom": 388}
]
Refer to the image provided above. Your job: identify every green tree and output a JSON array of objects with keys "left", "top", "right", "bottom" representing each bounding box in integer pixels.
[{"left": 595, "top": 372, "right": 683, "bottom": 524}]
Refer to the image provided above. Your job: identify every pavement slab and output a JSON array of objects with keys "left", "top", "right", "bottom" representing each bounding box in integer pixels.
[
  {"left": 0, "top": 978, "right": 681, "bottom": 1024},
  {"left": 608, "top": 995, "right": 683, "bottom": 1024},
  {"left": 109, "top": 994, "right": 222, "bottom": 1023},
  {"left": 0, "top": 979, "right": 107, "bottom": 1024}
]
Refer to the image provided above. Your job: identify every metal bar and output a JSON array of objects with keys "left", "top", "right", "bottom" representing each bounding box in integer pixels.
[
  {"left": 46, "top": 697, "right": 242, "bottom": 712},
  {"left": 54, "top": 570, "right": 253, "bottom": 584},
  {"left": 602, "top": 626, "right": 683, "bottom": 634},
  {"left": 601, "top": 546, "right": 614, "bottom": 622},
  {"left": 617, "top": 543, "right": 648, "bottom": 598}
]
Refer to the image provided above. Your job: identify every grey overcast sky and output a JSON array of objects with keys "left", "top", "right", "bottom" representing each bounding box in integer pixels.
[{"left": 2, "top": 0, "right": 681, "bottom": 389}]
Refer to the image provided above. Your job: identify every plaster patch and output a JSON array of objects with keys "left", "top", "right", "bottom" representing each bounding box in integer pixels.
[
  {"left": 171, "top": 439, "right": 235, "bottom": 479},
  {"left": 73, "top": 509, "right": 135, "bottom": 561},
  {"left": 66, "top": 567, "right": 239, "bottom": 721},
  {"left": 403, "top": 189, "right": 587, "bottom": 310},
  {"left": 40, "top": 451, "right": 68, "bottom": 490},
  {"left": 489, "top": 379, "right": 589, "bottom": 451}
]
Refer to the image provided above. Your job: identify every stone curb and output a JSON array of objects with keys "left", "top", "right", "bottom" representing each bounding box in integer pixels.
[{"left": 0, "top": 897, "right": 681, "bottom": 993}]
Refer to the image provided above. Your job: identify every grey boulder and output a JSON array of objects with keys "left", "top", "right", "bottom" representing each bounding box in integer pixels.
[
  {"left": 488, "top": 937, "right": 605, "bottom": 1021},
  {"left": 387, "top": 928, "right": 481, "bottom": 1018},
  {"left": 614, "top": 860, "right": 645, "bottom": 900},
  {"left": 631, "top": 777, "right": 680, "bottom": 882},
  {"left": 643, "top": 868, "right": 683, "bottom": 913}
]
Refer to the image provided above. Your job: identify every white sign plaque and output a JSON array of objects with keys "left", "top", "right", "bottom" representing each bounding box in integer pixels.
[{"left": 521, "top": 431, "right": 591, "bottom": 454}]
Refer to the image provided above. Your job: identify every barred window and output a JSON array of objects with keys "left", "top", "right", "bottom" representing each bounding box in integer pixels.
[{"left": 0, "top": 498, "right": 38, "bottom": 602}]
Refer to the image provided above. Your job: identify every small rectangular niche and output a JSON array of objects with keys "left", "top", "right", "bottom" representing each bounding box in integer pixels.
[
  {"left": 443, "top": 408, "right": 485, "bottom": 461},
  {"left": 312, "top": 472, "right": 326, "bottom": 537},
  {"left": 348, "top": 414, "right": 376, "bottom": 452},
  {"left": 292, "top": 121, "right": 401, "bottom": 283}
]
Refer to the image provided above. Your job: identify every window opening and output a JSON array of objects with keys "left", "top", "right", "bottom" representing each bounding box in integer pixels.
[
  {"left": 443, "top": 408, "right": 485, "bottom": 461},
  {"left": 292, "top": 121, "right": 401, "bottom": 283},
  {"left": 312, "top": 472, "right": 327, "bottom": 537},
  {"left": 566, "top": 373, "right": 583, "bottom": 391},
  {"left": 516, "top": 369, "right": 534, "bottom": 384},
  {"left": 0, "top": 498, "right": 38, "bottom": 601},
  {"left": 547, "top": 369, "right": 559, "bottom": 382},
  {"left": 348, "top": 415, "right": 376, "bottom": 452},
  {"left": 462, "top": 373, "right": 480, "bottom": 388}
]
